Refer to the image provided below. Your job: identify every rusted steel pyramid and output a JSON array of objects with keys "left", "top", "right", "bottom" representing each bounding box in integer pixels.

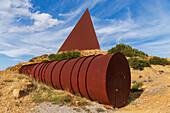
[{"left": 58, "top": 8, "right": 100, "bottom": 53}]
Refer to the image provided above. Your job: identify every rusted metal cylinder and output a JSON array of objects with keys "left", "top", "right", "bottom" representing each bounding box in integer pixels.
[
  {"left": 20, "top": 53, "right": 130, "bottom": 108},
  {"left": 38, "top": 62, "right": 49, "bottom": 82},
  {"left": 86, "top": 53, "right": 130, "bottom": 107},
  {"left": 60, "top": 58, "right": 79, "bottom": 92},
  {"left": 78, "top": 55, "right": 96, "bottom": 98},
  {"left": 44, "top": 61, "right": 59, "bottom": 86},
  {"left": 34, "top": 63, "right": 46, "bottom": 81},
  {"left": 42, "top": 62, "right": 53, "bottom": 83},
  {"left": 31, "top": 63, "right": 41, "bottom": 78},
  {"left": 70, "top": 57, "right": 87, "bottom": 94},
  {"left": 51, "top": 59, "right": 68, "bottom": 89}
]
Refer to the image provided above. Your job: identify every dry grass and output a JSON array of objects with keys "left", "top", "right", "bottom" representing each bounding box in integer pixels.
[{"left": 0, "top": 71, "right": 91, "bottom": 113}]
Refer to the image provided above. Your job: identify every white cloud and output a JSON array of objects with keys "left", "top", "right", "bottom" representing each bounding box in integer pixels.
[
  {"left": 9, "top": 11, "right": 63, "bottom": 33},
  {"left": 0, "top": 0, "right": 63, "bottom": 33}
]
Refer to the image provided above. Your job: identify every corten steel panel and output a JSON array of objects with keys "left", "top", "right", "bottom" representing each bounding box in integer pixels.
[
  {"left": 42, "top": 62, "right": 53, "bottom": 83},
  {"left": 51, "top": 59, "right": 68, "bottom": 89},
  {"left": 29, "top": 64, "right": 37, "bottom": 75},
  {"left": 78, "top": 55, "right": 96, "bottom": 98},
  {"left": 22, "top": 53, "right": 130, "bottom": 107},
  {"left": 58, "top": 8, "right": 100, "bottom": 52},
  {"left": 31, "top": 63, "right": 42, "bottom": 78},
  {"left": 44, "top": 61, "right": 59, "bottom": 86},
  {"left": 34, "top": 63, "right": 46, "bottom": 81},
  {"left": 70, "top": 57, "right": 87, "bottom": 94},
  {"left": 60, "top": 58, "right": 79, "bottom": 92},
  {"left": 86, "top": 53, "right": 131, "bottom": 108},
  {"left": 24, "top": 64, "right": 37, "bottom": 75},
  {"left": 39, "top": 62, "right": 49, "bottom": 82},
  {"left": 21, "top": 66, "right": 26, "bottom": 74},
  {"left": 19, "top": 66, "right": 24, "bottom": 74}
]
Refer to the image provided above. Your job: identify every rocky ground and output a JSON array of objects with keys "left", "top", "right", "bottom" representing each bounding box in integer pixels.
[{"left": 0, "top": 64, "right": 170, "bottom": 113}]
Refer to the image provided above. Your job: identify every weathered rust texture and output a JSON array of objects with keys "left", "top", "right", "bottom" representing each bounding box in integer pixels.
[
  {"left": 20, "top": 53, "right": 130, "bottom": 108},
  {"left": 38, "top": 62, "right": 49, "bottom": 81},
  {"left": 51, "top": 59, "right": 68, "bottom": 89},
  {"left": 60, "top": 58, "right": 79, "bottom": 92},
  {"left": 44, "top": 61, "right": 59, "bottom": 86},
  {"left": 70, "top": 57, "right": 87, "bottom": 94},
  {"left": 34, "top": 63, "right": 45, "bottom": 81},
  {"left": 57, "top": 8, "right": 100, "bottom": 53},
  {"left": 41, "top": 62, "right": 53, "bottom": 83}
]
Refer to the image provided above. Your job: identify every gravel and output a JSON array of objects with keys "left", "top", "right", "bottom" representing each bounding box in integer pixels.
[{"left": 29, "top": 102, "right": 115, "bottom": 113}]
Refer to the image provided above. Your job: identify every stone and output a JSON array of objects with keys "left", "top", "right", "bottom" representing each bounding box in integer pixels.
[
  {"left": 143, "top": 80, "right": 147, "bottom": 82},
  {"left": 139, "top": 75, "right": 143, "bottom": 78},
  {"left": 158, "top": 70, "right": 164, "bottom": 74},
  {"left": 132, "top": 80, "right": 136, "bottom": 84},
  {"left": 13, "top": 89, "right": 24, "bottom": 98},
  {"left": 148, "top": 76, "right": 151, "bottom": 79},
  {"left": 148, "top": 79, "right": 153, "bottom": 82},
  {"left": 103, "top": 105, "right": 113, "bottom": 109},
  {"left": 26, "top": 82, "right": 33, "bottom": 88},
  {"left": 167, "top": 85, "right": 170, "bottom": 88}
]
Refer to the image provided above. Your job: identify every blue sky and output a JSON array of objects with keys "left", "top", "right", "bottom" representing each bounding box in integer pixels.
[{"left": 0, "top": 0, "right": 170, "bottom": 69}]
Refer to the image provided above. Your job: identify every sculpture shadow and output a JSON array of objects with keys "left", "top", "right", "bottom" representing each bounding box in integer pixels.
[{"left": 126, "top": 89, "right": 144, "bottom": 105}]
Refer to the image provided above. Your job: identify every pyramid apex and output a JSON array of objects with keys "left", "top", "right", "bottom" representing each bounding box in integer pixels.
[{"left": 58, "top": 9, "right": 100, "bottom": 53}]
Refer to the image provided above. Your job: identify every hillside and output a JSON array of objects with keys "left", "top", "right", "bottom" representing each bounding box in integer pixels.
[{"left": 1, "top": 64, "right": 170, "bottom": 112}]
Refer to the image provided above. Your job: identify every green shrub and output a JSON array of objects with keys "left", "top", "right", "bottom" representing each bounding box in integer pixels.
[
  {"left": 149, "top": 56, "right": 170, "bottom": 66},
  {"left": 48, "top": 51, "right": 81, "bottom": 61},
  {"left": 128, "top": 58, "right": 150, "bottom": 70},
  {"left": 42, "top": 60, "right": 49, "bottom": 62},
  {"left": 131, "top": 81, "right": 143, "bottom": 92},
  {"left": 107, "top": 44, "right": 148, "bottom": 58},
  {"left": 48, "top": 54, "right": 56, "bottom": 60}
]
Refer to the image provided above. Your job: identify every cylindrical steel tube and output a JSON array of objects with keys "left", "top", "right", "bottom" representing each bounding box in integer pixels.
[{"left": 19, "top": 53, "right": 130, "bottom": 108}]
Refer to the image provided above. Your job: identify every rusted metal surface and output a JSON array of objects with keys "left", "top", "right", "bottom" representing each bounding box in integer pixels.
[
  {"left": 70, "top": 57, "right": 87, "bottom": 94},
  {"left": 31, "top": 64, "right": 39, "bottom": 78},
  {"left": 19, "top": 53, "right": 131, "bottom": 108},
  {"left": 78, "top": 55, "right": 96, "bottom": 98},
  {"left": 44, "top": 61, "right": 59, "bottom": 86},
  {"left": 42, "top": 62, "right": 53, "bottom": 83},
  {"left": 57, "top": 8, "right": 100, "bottom": 53},
  {"left": 34, "top": 63, "right": 45, "bottom": 81},
  {"left": 51, "top": 59, "right": 68, "bottom": 89},
  {"left": 38, "top": 62, "right": 48, "bottom": 82},
  {"left": 86, "top": 53, "right": 130, "bottom": 107},
  {"left": 60, "top": 58, "right": 79, "bottom": 92}
]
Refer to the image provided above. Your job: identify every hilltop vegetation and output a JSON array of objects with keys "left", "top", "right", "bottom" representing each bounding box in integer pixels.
[
  {"left": 107, "top": 44, "right": 148, "bottom": 58},
  {"left": 107, "top": 44, "right": 169, "bottom": 70},
  {"left": 48, "top": 51, "right": 81, "bottom": 61}
]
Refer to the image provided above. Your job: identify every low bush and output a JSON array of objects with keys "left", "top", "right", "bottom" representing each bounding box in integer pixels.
[
  {"left": 48, "top": 51, "right": 81, "bottom": 61},
  {"left": 128, "top": 58, "right": 150, "bottom": 70},
  {"left": 107, "top": 44, "right": 148, "bottom": 58},
  {"left": 42, "top": 60, "right": 49, "bottom": 62},
  {"left": 149, "top": 56, "right": 170, "bottom": 66},
  {"left": 131, "top": 81, "right": 143, "bottom": 92},
  {"left": 48, "top": 54, "right": 56, "bottom": 60}
]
